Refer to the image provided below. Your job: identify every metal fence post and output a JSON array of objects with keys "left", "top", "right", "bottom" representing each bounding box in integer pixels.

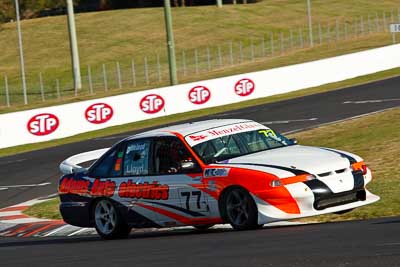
[
  {"left": 250, "top": 39, "right": 255, "bottom": 62},
  {"left": 375, "top": 12, "right": 380, "bottom": 32},
  {"left": 131, "top": 59, "right": 136, "bottom": 87},
  {"left": 336, "top": 18, "right": 340, "bottom": 41},
  {"left": 360, "top": 16, "right": 364, "bottom": 35},
  {"left": 280, "top": 32, "right": 284, "bottom": 54},
  {"left": 217, "top": 46, "right": 222, "bottom": 67},
  {"left": 39, "top": 72, "right": 45, "bottom": 102},
  {"left": 239, "top": 41, "right": 243, "bottom": 63},
  {"left": 182, "top": 50, "right": 187, "bottom": 77},
  {"left": 318, "top": 23, "right": 322, "bottom": 44},
  {"left": 88, "top": 65, "right": 93, "bottom": 94},
  {"left": 116, "top": 62, "right": 122, "bottom": 89},
  {"left": 261, "top": 35, "right": 265, "bottom": 57},
  {"left": 157, "top": 54, "right": 162, "bottom": 82},
  {"left": 56, "top": 79, "right": 61, "bottom": 100},
  {"left": 368, "top": 14, "right": 372, "bottom": 33},
  {"left": 194, "top": 49, "right": 199, "bottom": 74},
  {"left": 383, "top": 12, "right": 387, "bottom": 32},
  {"left": 144, "top": 56, "right": 149, "bottom": 85},
  {"left": 270, "top": 32, "right": 274, "bottom": 55},
  {"left": 4, "top": 75, "right": 10, "bottom": 107},
  {"left": 102, "top": 64, "right": 108, "bottom": 92},
  {"left": 290, "top": 29, "right": 294, "bottom": 49},
  {"left": 299, "top": 28, "right": 304, "bottom": 48},
  {"left": 229, "top": 41, "right": 234, "bottom": 65},
  {"left": 206, "top": 47, "right": 211, "bottom": 71}
]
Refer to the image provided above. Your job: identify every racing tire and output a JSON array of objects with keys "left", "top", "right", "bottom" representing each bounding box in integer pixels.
[
  {"left": 93, "top": 199, "right": 132, "bottom": 240},
  {"left": 193, "top": 224, "right": 215, "bottom": 231},
  {"left": 221, "top": 187, "right": 259, "bottom": 230}
]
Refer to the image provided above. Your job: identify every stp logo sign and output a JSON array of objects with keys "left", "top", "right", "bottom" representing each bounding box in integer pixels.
[
  {"left": 27, "top": 113, "right": 59, "bottom": 136},
  {"left": 188, "top": 86, "right": 211, "bottom": 105},
  {"left": 235, "top": 78, "right": 255, "bottom": 97},
  {"left": 85, "top": 103, "right": 113, "bottom": 124},
  {"left": 140, "top": 94, "right": 165, "bottom": 114}
]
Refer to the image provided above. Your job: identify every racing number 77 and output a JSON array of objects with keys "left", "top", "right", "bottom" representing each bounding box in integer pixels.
[{"left": 181, "top": 191, "right": 202, "bottom": 210}]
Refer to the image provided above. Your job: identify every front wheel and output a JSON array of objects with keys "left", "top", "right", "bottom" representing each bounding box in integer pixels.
[
  {"left": 221, "top": 187, "right": 259, "bottom": 230},
  {"left": 93, "top": 199, "right": 131, "bottom": 239}
]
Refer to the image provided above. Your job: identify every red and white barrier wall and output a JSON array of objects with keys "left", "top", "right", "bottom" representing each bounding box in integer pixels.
[{"left": 1, "top": 44, "right": 400, "bottom": 149}]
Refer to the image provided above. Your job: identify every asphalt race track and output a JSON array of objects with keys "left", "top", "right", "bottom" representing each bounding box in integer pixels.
[
  {"left": 0, "top": 76, "right": 399, "bottom": 266},
  {"left": 0, "top": 217, "right": 399, "bottom": 266}
]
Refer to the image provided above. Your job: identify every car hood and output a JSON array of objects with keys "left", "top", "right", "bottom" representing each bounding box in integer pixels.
[{"left": 217, "top": 145, "right": 361, "bottom": 177}]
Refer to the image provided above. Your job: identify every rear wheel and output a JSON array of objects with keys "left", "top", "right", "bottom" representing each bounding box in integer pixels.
[
  {"left": 93, "top": 199, "right": 131, "bottom": 239},
  {"left": 221, "top": 187, "right": 259, "bottom": 230}
]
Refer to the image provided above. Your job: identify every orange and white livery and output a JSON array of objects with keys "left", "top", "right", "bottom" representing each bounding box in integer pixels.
[{"left": 58, "top": 119, "right": 379, "bottom": 239}]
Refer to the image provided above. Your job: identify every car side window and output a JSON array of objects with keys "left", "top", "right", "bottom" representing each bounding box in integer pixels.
[
  {"left": 89, "top": 147, "right": 123, "bottom": 178},
  {"left": 123, "top": 140, "right": 151, "bottom": 176},
  {"left": 153, "top": 137, "right": 200, "bottom": 175}
]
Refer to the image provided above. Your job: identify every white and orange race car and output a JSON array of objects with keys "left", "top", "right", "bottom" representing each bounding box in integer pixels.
[{"left": 59, "top": 119, "right": 379, "bottom": 239}]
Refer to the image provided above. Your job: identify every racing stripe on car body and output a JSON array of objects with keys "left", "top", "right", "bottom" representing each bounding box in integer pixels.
[
  {"left": 215, "top": 162, "right": 309, "bottom": 176},
  {"left": 321, "top": 148, "right": 357, "bottom": 164},
  {"left": 144, "top": 201, "right": 205, "bottom": 217}
]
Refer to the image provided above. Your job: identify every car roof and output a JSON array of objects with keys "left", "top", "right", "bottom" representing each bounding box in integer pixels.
[{"left": 126, "top": 119, "right": 254, "bottom": 140}]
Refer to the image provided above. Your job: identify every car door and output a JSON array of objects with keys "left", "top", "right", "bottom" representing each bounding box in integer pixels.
[{"left": 149, "top": 136, "right": 211, "bottom": 227}]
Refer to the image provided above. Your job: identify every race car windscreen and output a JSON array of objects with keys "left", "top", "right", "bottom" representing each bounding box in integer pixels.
[{"left": 192, "top": 129, "right": 295, "bottom": 164}]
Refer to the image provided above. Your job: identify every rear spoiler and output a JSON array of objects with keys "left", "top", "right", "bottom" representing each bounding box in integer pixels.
[{"left": 59, "top": 148, "right": 110, "bottom": 175}]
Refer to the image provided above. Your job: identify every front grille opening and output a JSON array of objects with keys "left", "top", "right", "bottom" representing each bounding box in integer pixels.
[
  {"left": 335, "top": 168, "right": 348, "bottom": 174},
  {"left": 318, "top": 171, "right": 333, "bottom": 177},
  {"left": 314, "top": 190, "right": 366, "bottom": 210}
]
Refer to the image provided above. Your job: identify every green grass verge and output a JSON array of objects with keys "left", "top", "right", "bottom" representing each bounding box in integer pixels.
[
  {"left": 24, "top": 107, "right": 400, "bottom": 222},
  {"left": 290, "top": 107, "right": 400, "bottom": 222},
  {"left": 1, "top": 66, "right": 399, "bottom": 158},
  {"left": 0, "top": 0, "right": 399, "bottom": 110},
  {"left": 24, "top": 198, "right": 61, "bottom": 220}
]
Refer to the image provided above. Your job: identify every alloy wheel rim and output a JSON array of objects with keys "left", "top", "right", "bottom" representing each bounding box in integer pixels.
[
  {"left": 226, "top": 190, "right": 250, "bottom": 226},
  {"left": 95, "top": 200, "right": 116, "bottom": 235}
]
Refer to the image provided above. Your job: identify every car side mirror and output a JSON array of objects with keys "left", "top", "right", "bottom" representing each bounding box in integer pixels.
[
  {"left": 289, "top": 138, "right": 298, "bottom": 145},
  {"left": 181, "top": 159, "right": 197, "bottom": 171}
]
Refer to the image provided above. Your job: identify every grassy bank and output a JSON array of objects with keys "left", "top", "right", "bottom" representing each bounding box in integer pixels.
[{"left": 24, "top": 107, "right": 400, "bottom": 222}]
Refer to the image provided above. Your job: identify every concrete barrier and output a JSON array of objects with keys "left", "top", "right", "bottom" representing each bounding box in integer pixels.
[{"left": 1, "top": 44, "right": 400, "bottom": 149}]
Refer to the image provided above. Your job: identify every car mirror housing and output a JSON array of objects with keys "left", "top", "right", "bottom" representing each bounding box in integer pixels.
[{"left": 181, "top": 160, "right": 197, "bottom": 171}]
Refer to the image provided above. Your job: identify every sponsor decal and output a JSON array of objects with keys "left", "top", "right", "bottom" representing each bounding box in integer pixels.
[
  {"left": 85, "top": 103, "right": 113, "bottom": 124},
  {"left": 27, "top": 113, "right": 59, "bottom": 136},
  {"left": 59, "top": 177, "right": 90, "bottom": 195},
  {"left": 204, "top": 168, "right": 230, "bottom": 178},
  {"left": 118, "top": 181, "right": 169, "bottom": 200},
  {"left": 188, "top": 86, "right": 211, "bottom": 105},
  {"left": 189, "top": 135, "right": 208, "bottom": 141},
  {"left": 185, "top": 122, "right": 265, "bottom": 146},
  {"left": 90, "top": 179, "right": 116, "bottom": 197},
  {"left": 207, "top": 123, "right": 260, "bottom": 137},
  {"left": 140, "top": 94, "right": 165, "bottom": 114},
  {"left": 59, "top": 177, "right": 116, "bottom": 197},
  {"left": 235, "top": 78, "right": 255, "bottom": 97},
  {"left": 258, "top": 129, "right": 277, "bottom": 138}
]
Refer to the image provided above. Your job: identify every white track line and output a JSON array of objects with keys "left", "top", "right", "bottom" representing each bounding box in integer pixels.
[
  {"left": 43, "top": 225, "right": 70, "bottom": 237},
  {"left": 67, "top": 228, "right": 90, "bottom": 236},
  {"left": 284, "top": 107, "right": 399, "bottom": 134},
  {"left": 261, "top": 118, "right": 318, "bottom": 125},
  {"left": 343, "top": 98, "right": 400, "bottom": 104},
  {"left": 0, "top": 182, "right": 51, "bottom": 190}
]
